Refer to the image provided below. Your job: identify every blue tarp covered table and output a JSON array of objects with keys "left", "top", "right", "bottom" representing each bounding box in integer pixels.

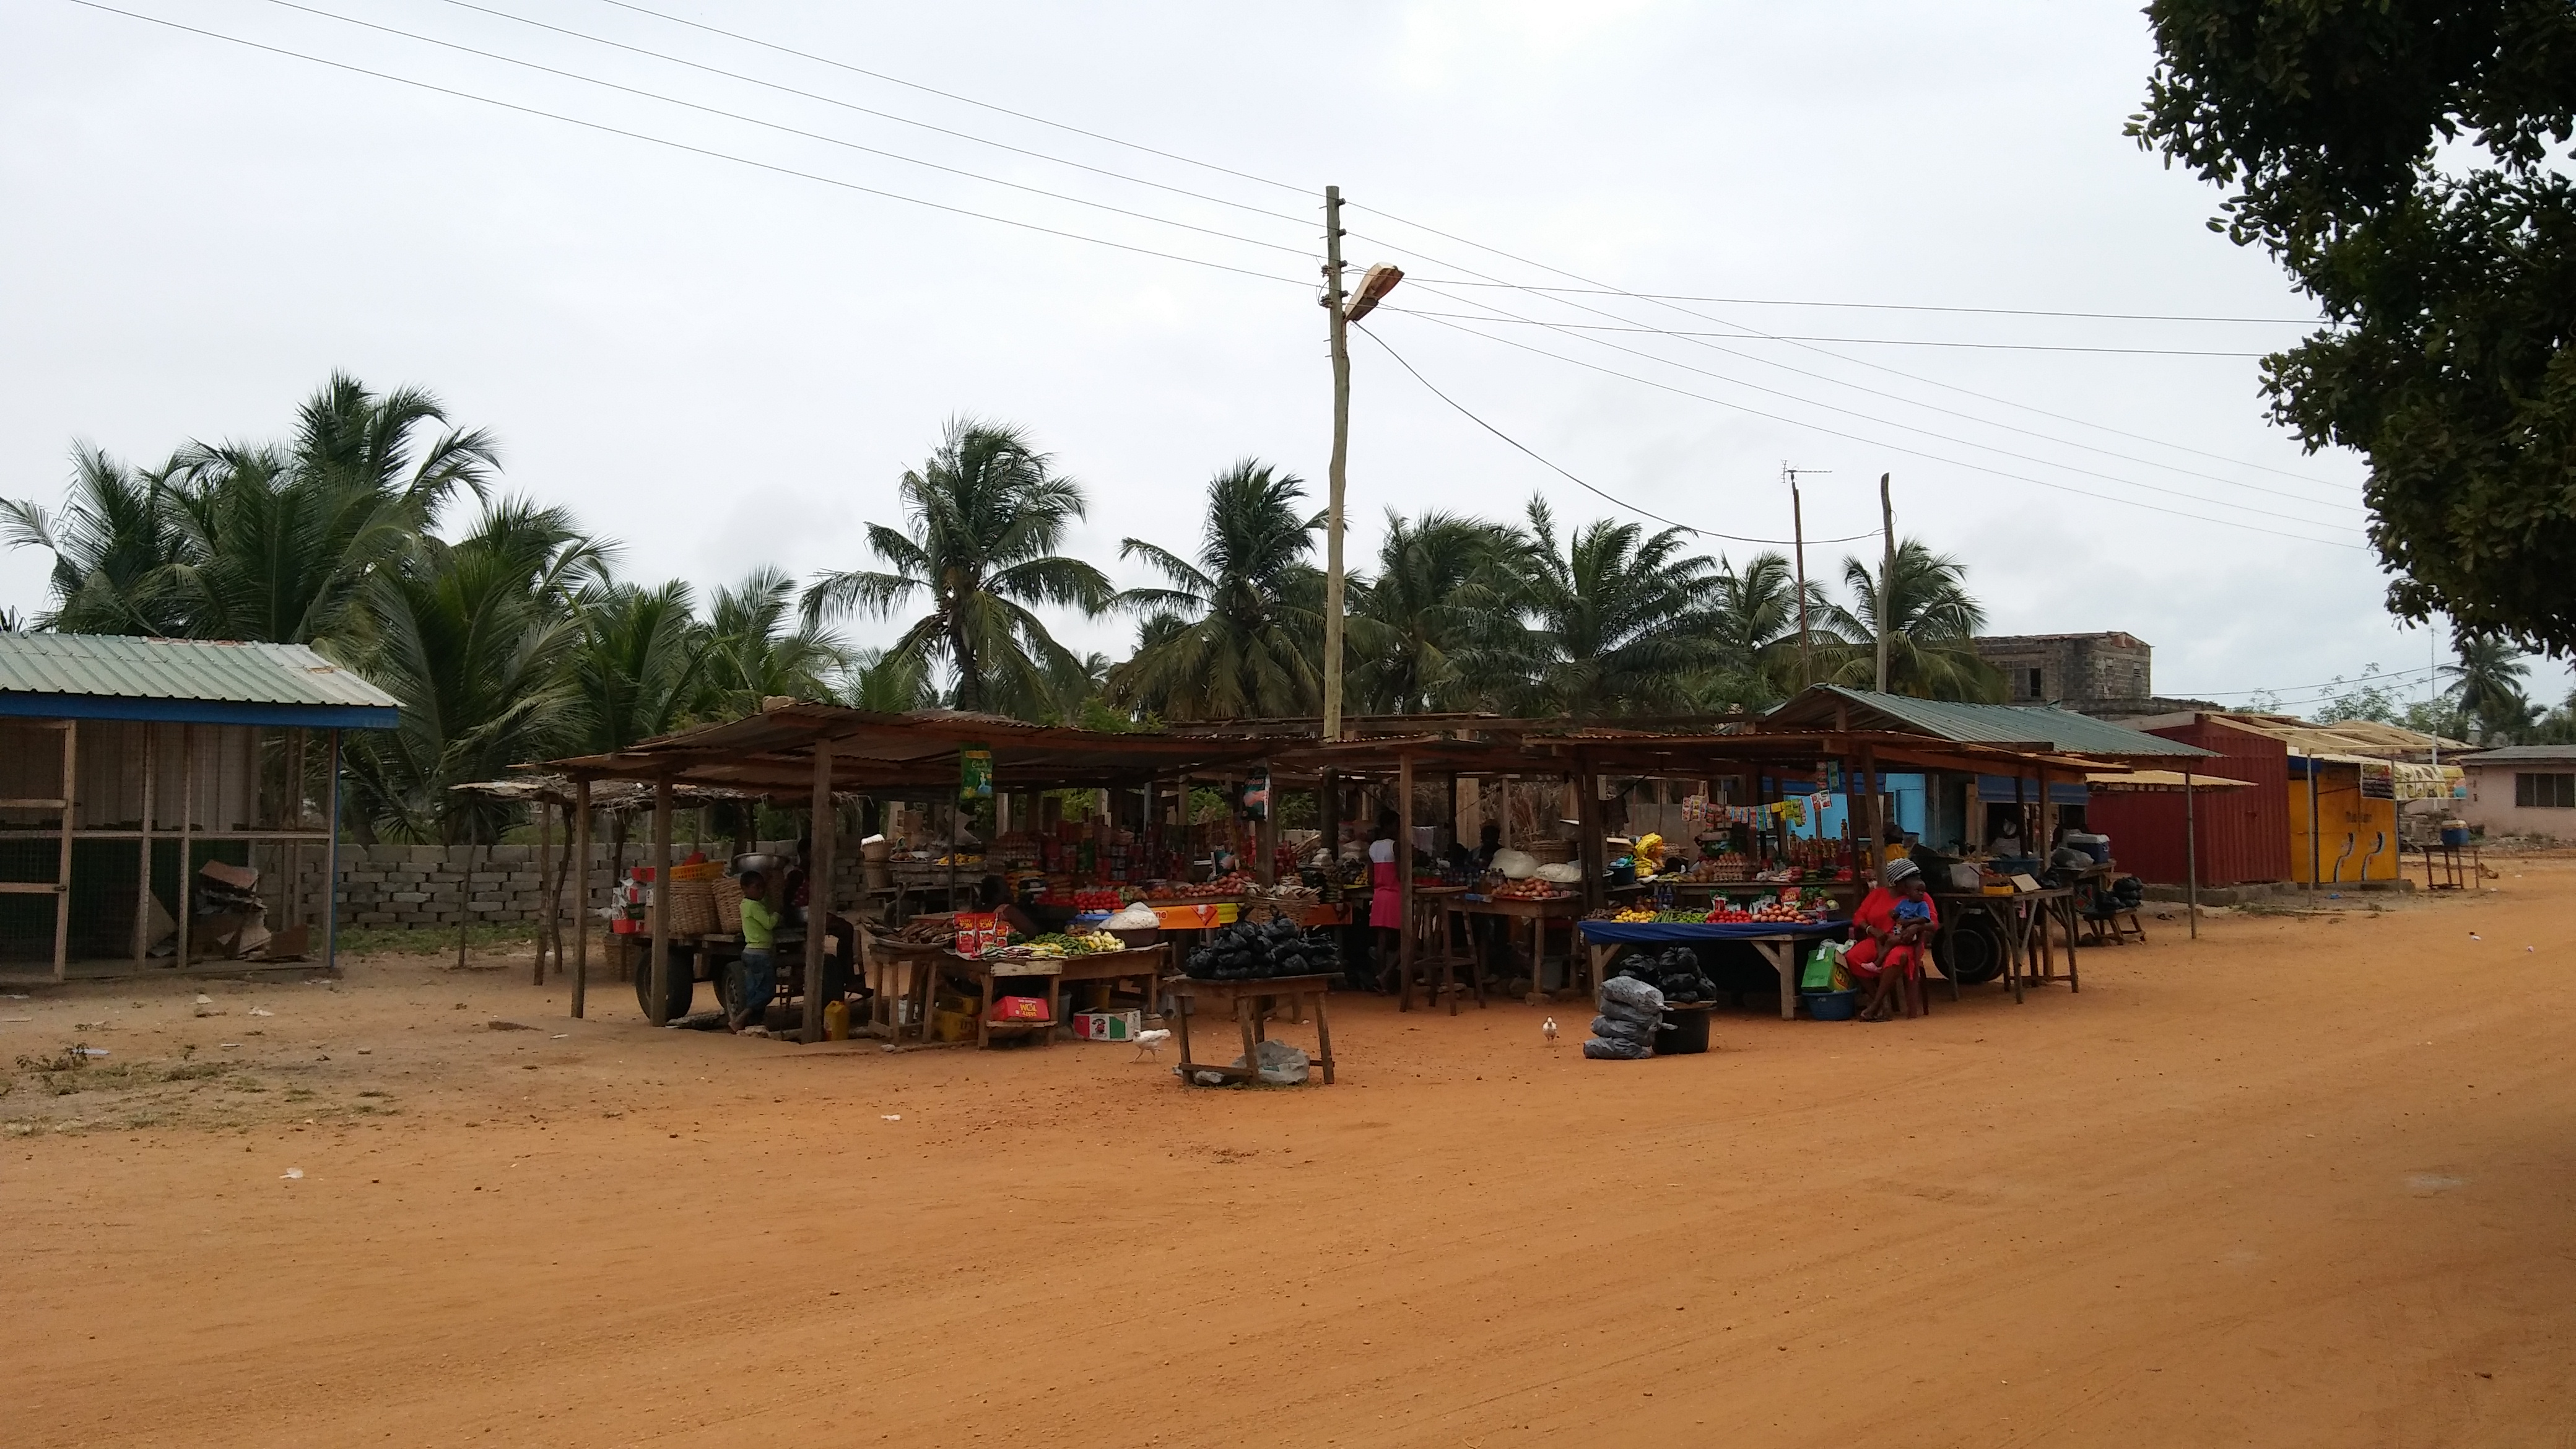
[{"left": 1577, "top": 918, "right": 1852, "bottom": 1021}]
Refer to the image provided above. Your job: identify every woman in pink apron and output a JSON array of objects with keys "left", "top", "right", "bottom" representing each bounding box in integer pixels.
[{"left": 1368, "top": 812, "right": 1404, "bottom": 991}]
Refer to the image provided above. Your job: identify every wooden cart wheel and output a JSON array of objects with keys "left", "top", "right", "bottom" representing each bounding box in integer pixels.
[{"left": 635, "top": 950, "right": 698, "bottom": 1020}]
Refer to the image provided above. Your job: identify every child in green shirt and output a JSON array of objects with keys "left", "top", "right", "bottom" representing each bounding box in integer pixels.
[{"left": 731, "top": 870, "right": 778, "bottom": 1032}]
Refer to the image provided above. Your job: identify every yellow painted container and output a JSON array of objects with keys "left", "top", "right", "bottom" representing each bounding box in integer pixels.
[{"left": 2287, "top": 761, "right": 2402, "bottom": 884}]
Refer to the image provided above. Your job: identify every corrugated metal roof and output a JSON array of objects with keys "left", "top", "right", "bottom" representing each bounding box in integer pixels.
[
  {"left": 0, "top": 633, "right": 399, "bottom": 708},
  {"left": 1767, "top": 685, "right": 2215, "bottom": 758},
  {"left": 2455, "top": 744, "right": 2576, "bottom": 764}
]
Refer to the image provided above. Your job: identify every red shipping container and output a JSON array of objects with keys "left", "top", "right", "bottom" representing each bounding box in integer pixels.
[{"left": 2084, "top": 719, "right": 2291, "bottom": 886}]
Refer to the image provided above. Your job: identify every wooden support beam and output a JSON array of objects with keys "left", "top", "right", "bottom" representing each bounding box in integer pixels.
[
  {"left": 803, "top": 746, "right": 837, "bottom": 1043},
  {"left": 572, "top": 777, "right": 591, "bottom": 1019},
  {"left": 648, "top": 776, "right": 674, "bottom": 1026},
  {"left": 177, "top": 725, "right": 193, "bottom": 968},
  {"left": 135, "top": 722, "right": 154, "bottom": 968},
  {"left": 323, "top": 729, "right": 341, "bottom": 974},
  {"left": 1398, "top": 751, "right": 1416, "bottom": 1012},
  {"left": 54, "top": 720, "right": 76, "bottom": 983},
  {"left": 533, "top": 800, "right": 552, "bottom": 987}
]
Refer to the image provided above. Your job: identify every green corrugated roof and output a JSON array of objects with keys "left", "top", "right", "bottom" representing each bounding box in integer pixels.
[
  {"left": 0, "top": 633, "right": 399, "bottom": 708},
  {"left": 1768, "top": 685, "right": 2214, "bottom": 758}
]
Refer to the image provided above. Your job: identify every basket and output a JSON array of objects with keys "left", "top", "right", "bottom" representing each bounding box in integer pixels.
[
  {"left": 1523, "top": 838, "right": 1576, "bottom": 865},
  {"left": 667, "top": 879, "right": 718, "bottom": 937},
  {"left": 711, "top": 876, "right": 744, "bottom": 933}
]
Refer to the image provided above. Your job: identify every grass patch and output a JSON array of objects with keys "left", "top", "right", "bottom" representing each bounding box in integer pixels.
[{"left": 336, "top": 922, "right": 542, "bottom": 958}]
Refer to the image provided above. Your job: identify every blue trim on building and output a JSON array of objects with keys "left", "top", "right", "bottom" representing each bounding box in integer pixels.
[
  {"left": 0, "top": 692, "right": 398, "bottom": 729},
  {"left": 1975, "top": 773, "right": 2090, "bottom": 807}
]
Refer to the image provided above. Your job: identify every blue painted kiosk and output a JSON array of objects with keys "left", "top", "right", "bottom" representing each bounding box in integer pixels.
[{"left": 0, "top": 634, "right": 398, "bottom": 981}]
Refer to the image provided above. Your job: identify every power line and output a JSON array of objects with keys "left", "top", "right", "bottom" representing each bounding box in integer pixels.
[
  {"left": 2185, "top": 663, "right": 2441, "bottom": 697},
  {"left": 64, "top": 1, "right": 1316, "bottom": 291},
  {"left": 1381, "top": 308, "right": 2274, "bottom": 357},
  {"left": 1348, "top": 206, "right": 2361, "bottom": 493},
  {"left": 1398, "top": 281, "right": 2325, "bottom": 327},
  {"left": 1352, "top": 238, "right": 2365, "bottom": 513},
  {"left": 421, "top": 0, "right": 1321, "bottom": 231},
  {"left": 477, "top": 1, "right": 2361, "bottom": 516},
  {"left": 1353, "top": 323, "right": 1877, "bottom": 549},
  {"left": 1388, "top": 308, "right": 2370, "bottom": 550},
  {"left": 1390, "top": 281, "right": 2365, "bottom": 533},
  {"left": 587, "top": 0, "right": 1314, "bottom": 196},
  {"left": 258, "top": 0, "right": 1315, "bottom": 259}
]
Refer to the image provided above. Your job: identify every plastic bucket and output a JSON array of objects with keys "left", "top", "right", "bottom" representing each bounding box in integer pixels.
[{"left": 1802, "top": 988, "right": 1860, "bottom": 1022}]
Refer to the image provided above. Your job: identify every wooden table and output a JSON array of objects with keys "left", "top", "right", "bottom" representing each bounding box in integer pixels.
[
  {"left": 1443, "top": 894, "right": 1581, "bottom": 1004},
  {"left": 1577, "top": 920, "right": 1849, "bottom": 1020},
  {"left": 1931, "top": 888, "right": 2080, "bottom": 1004},
  {"left": 1168, "top": 972, "right": 1336, "bottom": 1086},
  {"left": 954, "top": 944, "right": 1168, "bottom": 1049},
  {"left": 858, "top": 937, "right": 1166, "bottom": 1046}
]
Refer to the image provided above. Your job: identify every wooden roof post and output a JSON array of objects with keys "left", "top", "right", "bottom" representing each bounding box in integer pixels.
[
  {"left": 533, "top": 799, "right": 552, "bottom": 986},
  {"left": 53, "top": 720, "right": 75, "bottom": 982},
  {"left": 1858, "top": 742, "right": 1881, "bottom": 881},
  {"left": 804, "top": 744, "right": 837, "bottom": 1044},
  {"left": 572, "top": 776, "right": 591, "bottom": 1019},
  {"left": 1398, "top": 751, "right": 1416, "bottom": 1012},
  {"left": 2184, "top": 767, "right": 2198, "bottom": 940},
  {"left": 648, "top": 775, "right": 674, "bottom": 1026},
  {"left": 1577, "top": 756, "right": 1606, "bottom": 914},
  {"left": 135, "top": 722, "right": 155, "bottom": 969},
  {"left": 323, "top": 728, "right": 341, "bottom": 975}
]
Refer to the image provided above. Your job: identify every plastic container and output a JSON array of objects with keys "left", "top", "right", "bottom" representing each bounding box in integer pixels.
[
  {"left": 1654, "top": 1007, "right": 1713, "bottom": 1055},
  {"left": 823, "top": 998, "right": 850, "bottom": 1041},
  {"left": 1802, "top": 988, "right": 1860, "bottom": 1021},
  {"left": 2440, "top": 825, "right": 2471, "bottom": 848},
  {"left": 2064, "top": 832, "right": 2112, "bottom": 864}
]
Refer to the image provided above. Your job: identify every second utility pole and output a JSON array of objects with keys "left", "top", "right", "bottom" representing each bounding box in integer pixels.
[
  {"left": 1320, "top": 185, "right": 1352, "bottom": 743},
  {"left": 1874, "top": 472, "right": 1895, "bottom": 692}
]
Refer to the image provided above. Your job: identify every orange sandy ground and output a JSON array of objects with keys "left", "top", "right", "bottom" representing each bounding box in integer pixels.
[{"left": 3, "top": 862, "right": 2572, "bottom": 1448}]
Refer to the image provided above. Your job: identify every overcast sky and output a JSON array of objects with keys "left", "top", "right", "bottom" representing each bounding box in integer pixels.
[{"left": 5, "top": 0, "right": 2553, "bottom": 714}]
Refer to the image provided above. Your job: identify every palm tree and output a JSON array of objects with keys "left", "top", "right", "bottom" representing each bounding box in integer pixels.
[
  {"left": 168, "top": 374, "right": 497, "bottom": 651},
  {"left": 339, "top": 503, "right": 586, "bottom": 844},
  {"left": 1347, "top": 510, "right": 1515, "bottom": 715},
  {"left": 566, "top": 580, "right": 706, "bottom": 755},
  {"left": 1814, "top": 539, "right": 2003, "bottom": 702},
  {"left": 1104, "top": 460, "right": 1323, "bottom": 721},
  {"left": 803, "top": 419, "right": 1110, "bottom": 716},
  {"left": 1478, "top": 498, "right": 1725, "bottom": 720},
  {"left": 843, "top": 645, "right": 939, "bottom": 713},
  {"left": 1682, "top": 550, "right": 1817, "bottom": 710},
  {"left": 0, "top": 443, "right": 191, "bottom": 635},
  {"left": 2444, "top": 633, "right": 2535, "bottom": 741},
  {"left": 698, "top": 567, "right": 845, "bottom": 718}
]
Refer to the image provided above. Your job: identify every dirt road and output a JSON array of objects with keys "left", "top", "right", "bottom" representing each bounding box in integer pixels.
[{"left": 5, "top": 863, "right": 2570, "bottom": 1447}]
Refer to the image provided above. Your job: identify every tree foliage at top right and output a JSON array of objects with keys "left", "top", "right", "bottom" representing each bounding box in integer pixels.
[{"left": 2132, "top": 1, "right": 2576, "bottom": 650}]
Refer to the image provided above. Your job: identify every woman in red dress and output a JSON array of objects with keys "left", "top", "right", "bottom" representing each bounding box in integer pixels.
[
  {"left": 1845, "top": 856, "right": 1938, "bottom": 1020},
  {"left": 1367, "top": 812, "right": 1404, "bottom": 992}
]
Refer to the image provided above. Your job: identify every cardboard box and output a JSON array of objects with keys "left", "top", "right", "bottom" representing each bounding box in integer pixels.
[
  {"left": 990, "top": 994, "right": 1050, "bottom": 1022},
  {"left": 1074, "top": 1009, "right": 1141, "bottom": 1042}
]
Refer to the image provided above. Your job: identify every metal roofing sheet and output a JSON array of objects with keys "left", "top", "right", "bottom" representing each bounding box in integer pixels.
[
  {"left": 2450, "top": 744, "right": 2576, "bottom": 764},
  {"left": 1770, "top": 685, "right": 2214, "bottom": 758},
  {"left": 0, "top": 633, "right": 399, "bottom": 708}
]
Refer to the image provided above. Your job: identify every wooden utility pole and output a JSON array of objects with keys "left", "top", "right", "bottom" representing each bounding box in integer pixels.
[
  {"left": 1321, "top": 184, "right": 1351, "bottom": 742},
  {"left": 1874, "top": 472, "right": 1895, "bottom": 694},
  {"left": 1784, "top": 463, "right": 1829, "bottom": 688}
]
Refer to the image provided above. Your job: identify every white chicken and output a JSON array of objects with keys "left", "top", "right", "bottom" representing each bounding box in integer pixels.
[
  {"left": 1541, "top": 1016, "right": 1560, "bottom": 1044},
  {"left": 1132, "top": 1028, "right": 1173, "bottom": 1061}
]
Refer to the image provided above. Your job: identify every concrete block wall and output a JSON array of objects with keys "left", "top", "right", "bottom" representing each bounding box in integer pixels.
[{"left": 292, "top": 840, "right": 874, "bottom": 929}]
